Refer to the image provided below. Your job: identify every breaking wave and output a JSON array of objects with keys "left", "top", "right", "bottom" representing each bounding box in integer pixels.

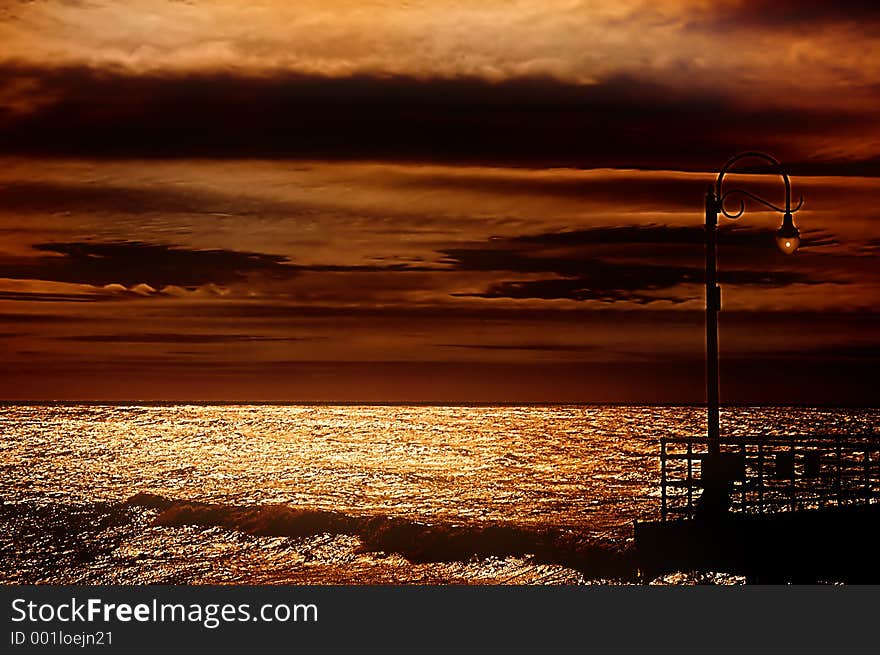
[{"left": 126, "top": 493, "right": 635, "bottom": 580}]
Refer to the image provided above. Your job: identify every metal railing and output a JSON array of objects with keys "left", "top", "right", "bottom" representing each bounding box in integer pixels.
[{"left": 660, "top": 435, "right": 880, "bottom": 521}]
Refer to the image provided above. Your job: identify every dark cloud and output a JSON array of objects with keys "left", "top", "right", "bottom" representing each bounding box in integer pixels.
[
  {"left": 457, "top": 272, "right": 811, "bottom": 304},
  {"left": 0, "top": 64, "right": 876, "bottom": 171},
  {"left": 510, "top": 225, "right": 838, "bottom": 248},
  {"left": 0, "top": 222, "right": 850, "bottom": 309},
  {"left": 0, "top": 241, "right": 294, "bottom": 288},
  {"left": 441, "top": 225, "right": 837, "bottom": 303},
  {"left": 0, "top": 240, "right": 435, "bottom": 292},
  {"left": 694, "top": 0, "right": 880, "bottom": 30},
  {"left": 859, "top": 238, "right": 880, "bottom": 256}
]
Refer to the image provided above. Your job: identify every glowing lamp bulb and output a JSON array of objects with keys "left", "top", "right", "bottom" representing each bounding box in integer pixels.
[{"left": 775, "top": 212, "right": 800, "bottom": 255}]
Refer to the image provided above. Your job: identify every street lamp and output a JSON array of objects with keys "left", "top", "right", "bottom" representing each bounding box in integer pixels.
[{"left": 704, "top": 152, "right": 803, "bottom": 456}]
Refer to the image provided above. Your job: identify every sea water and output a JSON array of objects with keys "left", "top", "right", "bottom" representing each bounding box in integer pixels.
[{"left": 1, "top": 404, "right": 876, "bottom": 584}]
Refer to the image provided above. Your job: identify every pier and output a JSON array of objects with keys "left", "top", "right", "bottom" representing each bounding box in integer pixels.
[{"left": 635, "top": 434, "right": 880, "bottom": 583}]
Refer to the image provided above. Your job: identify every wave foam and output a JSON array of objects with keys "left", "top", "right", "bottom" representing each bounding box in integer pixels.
[{"left": 126, "top": 493, "right": 634, "bottom": 579}]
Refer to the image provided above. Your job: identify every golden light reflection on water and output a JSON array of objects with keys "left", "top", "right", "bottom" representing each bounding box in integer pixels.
[
  {"left": 3, "top": 405, "right": 690, "bottom": 528},
  {"left": 1, "top": 405, "right": 877, "bottom": 584}
]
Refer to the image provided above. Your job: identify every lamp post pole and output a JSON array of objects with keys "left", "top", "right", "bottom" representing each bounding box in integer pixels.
[
  {"left": 704, "top": 152, "right": 803, "bottom": 457},
  {"left": 705, "top": 186, "right": 721, "bottom": 456}
]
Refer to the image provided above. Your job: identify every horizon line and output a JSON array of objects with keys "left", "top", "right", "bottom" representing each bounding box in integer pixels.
[{"left": 1, "top": 400, "right": 878, "bottom": 409}]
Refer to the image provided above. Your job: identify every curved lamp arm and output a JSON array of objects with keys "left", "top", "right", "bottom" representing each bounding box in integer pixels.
[{"left": 714, "top": 151, "right": 804, "bottom": 220}]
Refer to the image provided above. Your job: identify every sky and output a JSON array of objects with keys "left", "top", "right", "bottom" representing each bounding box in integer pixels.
[{"left": 0, "top": 0, "right": 878, "bottom": 403}]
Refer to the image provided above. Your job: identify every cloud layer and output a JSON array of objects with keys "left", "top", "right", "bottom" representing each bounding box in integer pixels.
[
  {"left": 0, "top": 2, "right": 878, "bottom": 401},
  {"left": 1, "top": 65, "right": 878, "bottom": 170}
]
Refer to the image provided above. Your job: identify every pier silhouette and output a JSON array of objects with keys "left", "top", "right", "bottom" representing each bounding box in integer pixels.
[
  {"left": 634, "top": 153, "right": 878, "bottom": 583},
  {"left": 634, "top": 434, "right": 880, "bottom": 583}
]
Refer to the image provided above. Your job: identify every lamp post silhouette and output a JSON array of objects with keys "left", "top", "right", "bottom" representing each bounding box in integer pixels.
[{"left": 704, "top": 152, "right": 803, "bottom": 457}]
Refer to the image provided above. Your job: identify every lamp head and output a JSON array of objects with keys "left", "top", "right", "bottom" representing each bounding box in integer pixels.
[{"left": 775, "top": 212, "right": 800, "bottom": 255}]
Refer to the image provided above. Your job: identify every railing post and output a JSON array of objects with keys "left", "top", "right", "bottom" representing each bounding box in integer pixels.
[
  {"left": 661, "top": 437, "right": 667, "bottom": 522},
  {"left": 835, "top": 435, "right": 842, "bottom": 507},
  {"left": 757, "top": 443, "right": 764, "bottom": 514},
  {"left": 686, "top": 439, "right": 693, "bottom": 518},
  {"left": 873, "top": 446, "right": 878, "bottom": 505}
]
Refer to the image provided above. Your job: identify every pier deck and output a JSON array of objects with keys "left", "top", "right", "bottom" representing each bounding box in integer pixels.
[{"left": 635, "top": 435, "right": 880, "bottom": 582}]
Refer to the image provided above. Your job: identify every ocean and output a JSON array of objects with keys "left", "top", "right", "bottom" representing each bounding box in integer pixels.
[{"left": 1, "top": 404, "right": 877, "bottom": 584}]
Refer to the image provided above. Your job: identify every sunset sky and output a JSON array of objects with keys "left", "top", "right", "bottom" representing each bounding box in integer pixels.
[{"left": 0, "top": 0, "right": 878, "bottom": 403}]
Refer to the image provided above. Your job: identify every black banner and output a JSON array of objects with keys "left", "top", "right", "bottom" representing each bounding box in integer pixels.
[{"left": 2, "top": 586, "right": 878, "bottom": 652}]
